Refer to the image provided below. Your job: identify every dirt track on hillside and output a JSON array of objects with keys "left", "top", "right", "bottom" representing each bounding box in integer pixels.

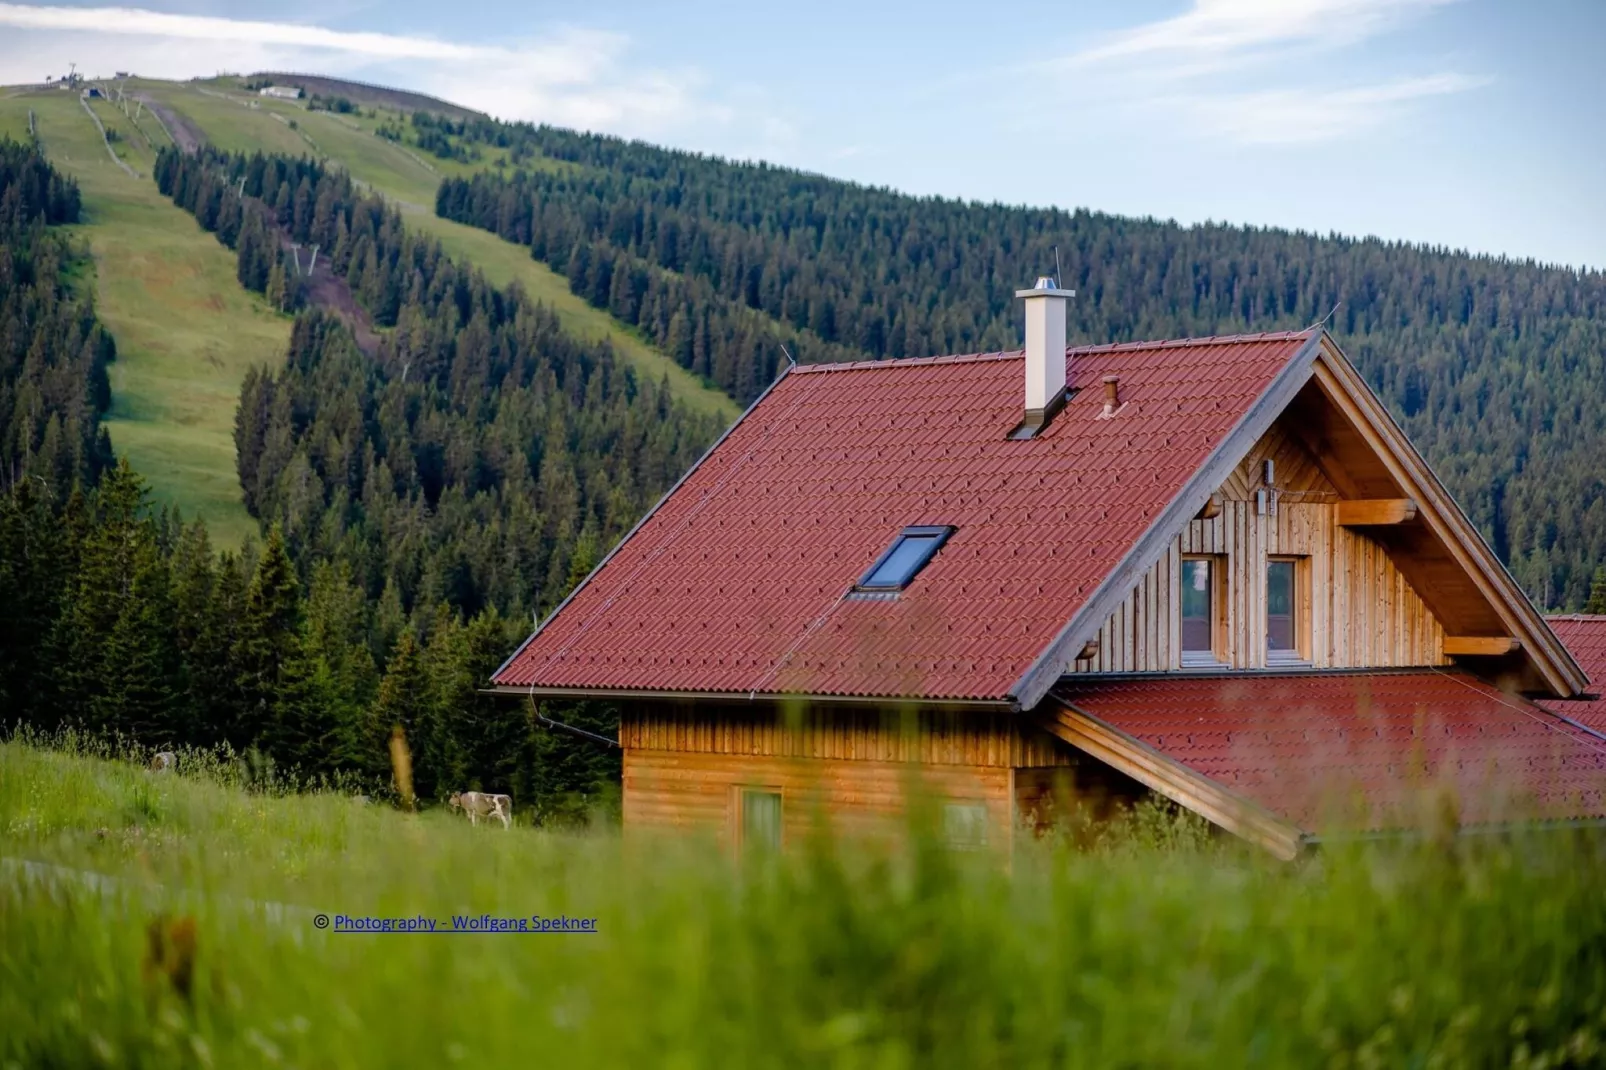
[
  {"left": 279, "top": 237, "right": 380, "bottom": 357},
  {"left": 135, "top": 94, "right": 204, "bottom": 154}
]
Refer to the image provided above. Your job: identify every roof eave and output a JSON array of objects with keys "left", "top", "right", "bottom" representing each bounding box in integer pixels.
[
  {"left": 1309, "top": 345, "right": 1590, "bottom": 697},
  {"left": 491, "top": 363, "right": 797, "bottom": 686},
  {"left": 1042, "top": 694, "right": 1310, "bottom": 860},
  {"left": 484, "top": 684, "right": 1019, "bottom": 712}
]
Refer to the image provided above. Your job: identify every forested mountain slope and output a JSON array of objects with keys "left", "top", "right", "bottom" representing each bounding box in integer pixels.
[
  {"left": 0, "top": 138, "right": 111, "bottom": 495},
  {"left": 5, "top": 135, "right": 686, "bottom": 814},
  {"left": 433, "top": 119, "right": 1606, "bottom": 609},
  {"left": 155, "top": 145, "right": 719, "bottom": 621}
]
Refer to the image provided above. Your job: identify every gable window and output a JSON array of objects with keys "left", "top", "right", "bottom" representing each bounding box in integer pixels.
[
  {"left": 1180, "top": 556, "right": 1226, "bottom": 668},
  {"left": 740, "top": 788, "right": 782, "bottom": 852},
  {"left": 857, "top": 526, "right": 955, "bottom": 592},
  {"left": 1266, "top": 557, "right": 1309, "bottom": 665}
]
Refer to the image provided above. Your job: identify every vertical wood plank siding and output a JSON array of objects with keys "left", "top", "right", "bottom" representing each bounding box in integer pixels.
[
  {"left": 1068, "top": 420, "right": 1449, "bottom": 673},
  {"left": 621, "top": 704, "right": 1073, "bottom": 767}
]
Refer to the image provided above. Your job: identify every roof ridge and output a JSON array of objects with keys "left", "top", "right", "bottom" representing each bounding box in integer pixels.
[
  {"left": 788, "top": 330, "right": 1315, "bottom": 374},
  {"left": 1067, "top": 329, "right": 1315, "bottom": 355},
  {"left": 790, "top": 350, "right": 1018, "bottom": 373},
  {"left": 1547, "top": 614, "right": 1606, "bottom": 621}
]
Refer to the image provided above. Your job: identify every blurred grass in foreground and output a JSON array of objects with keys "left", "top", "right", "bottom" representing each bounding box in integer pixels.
[{"left": 3, "top": 735, "right": 1606, "bottom": 1068}]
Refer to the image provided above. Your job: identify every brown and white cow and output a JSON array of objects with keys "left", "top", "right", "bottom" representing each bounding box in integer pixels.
[
  {"left": 149, "top": 751, "right": 176, "bottom": 773},
  {"left": 447, "top": 791, "right": 512, "bottom": 829}
]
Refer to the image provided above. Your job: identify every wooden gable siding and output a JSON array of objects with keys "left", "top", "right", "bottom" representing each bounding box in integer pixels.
[{"left": 1068, "top": 420, "right": 1448, "bottom": 673}]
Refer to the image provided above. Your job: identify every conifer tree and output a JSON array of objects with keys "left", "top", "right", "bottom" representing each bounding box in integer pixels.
[
  {"left": 442, "top": 608, "right": 528, "bottom": 796},
  {"left": 0, "top": 480, "right": 73, "bottom": 723},
  {"left": 266, "top": 259, "right": 289, "bottom": 311},
  {"left": 270, "top": 561, "right": 376, "bottom": 774},
  {"left": 45, "top": 461, "right": 182, "bottom": 739},
  {"left": 232, "top": 526, "right": 301, "bottom": 748},
  {"left": 364, "top": 629, "right": 432, "bottom": 789},
  {"left": 1587, "top": 568, "right": 1606, "bottom": 615},
  {"left": 92, "top": 533, "right": 181, "bottom": 741}
]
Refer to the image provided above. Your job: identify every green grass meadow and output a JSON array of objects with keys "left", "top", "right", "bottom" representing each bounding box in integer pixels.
[
  {"left": 0, "top": 88, "right": 289, "bottom": 548},
  {"left": 4, "top": 737, "right": 1606, "bottom": 1068}
]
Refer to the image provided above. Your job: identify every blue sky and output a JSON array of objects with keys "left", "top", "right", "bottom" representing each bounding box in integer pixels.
[{"left": 2, "top": 0, "right": 1601, "bottom": 270}]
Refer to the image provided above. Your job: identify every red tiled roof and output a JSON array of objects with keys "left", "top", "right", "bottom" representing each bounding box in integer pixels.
[
  {"left": 1541, "top": 616, "right": 1606, "bottom": 731},
  {"left": 494, "top": 332, "right": 1314, "bottom": 700},
  {"left": 1053, "top": 670, "right": 1606, "bottom": 832}
]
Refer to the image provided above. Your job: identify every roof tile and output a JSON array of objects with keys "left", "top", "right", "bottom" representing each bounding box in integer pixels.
[
  {"left": 1540, "top": 617, "right": 1606, "bottom": 731},
  {"left": 1055, "top": 670, "right": 1606, "bottom": 832},
  {"left": 495, "top": 333, "right": 1312, "bottom": 699}
]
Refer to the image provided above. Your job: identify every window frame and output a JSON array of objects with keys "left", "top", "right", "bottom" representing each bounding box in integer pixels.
[
  {"left": 855, "top": 525, "right": 956, "bottom": 592},
  {"left": 1265, "top": 555, "right": 1311, "bottom": 665},
  {"left": 736, "top": 787, "right": 783, "bottom": 853},
  {"left": 1179, "top": 553, "right": 1228, "bottom": 668},
  {"left": 942, "top": 799, "right": 992, "bottom": 850}
]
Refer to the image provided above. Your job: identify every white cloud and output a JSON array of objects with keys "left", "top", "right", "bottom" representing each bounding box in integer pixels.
[
  {"left": 0, "top": 3, "right": 486, "bottom": 61},
  {"left": 0, "top": 3, "right": 721, "bottom": 139},
  {"left": 1070, "top": 0, "right": 1457, "bottom": 67},
  {"left": 1048, "top": 0, "right": 1482, "bottom": 145},
  {"left": 1182, "top": 73, "right": 1488, "bottom": 144}
]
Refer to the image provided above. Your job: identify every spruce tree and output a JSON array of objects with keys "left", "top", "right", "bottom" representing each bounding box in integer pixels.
[
  {"left": 0, "top": 481, "right": 74, "bottom": 724},
  {"left": 364, "top": 630, "right": 431, "bottom": 791},
  {"left": 1587, "top": 567, "right": 1606, "bottom": 614},
  {"left": 444, "top": 608, "right": 527, "bottom": 796},
  {"left": 91, "top": 533, "right": 181, "bottom": 742},
  {"left": 270, "top": 561, "right": 376, "bottom": 775},
  {"left": 232, "top": 526, "right": 301, "bottom": 749},
  {"left": 266, "top": 260, "right": 289, "bottom": 311}
]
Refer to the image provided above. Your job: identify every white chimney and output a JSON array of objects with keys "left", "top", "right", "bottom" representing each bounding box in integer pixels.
[{"left": 1014, "top": 275, "right": 1075, "bottom": 434}]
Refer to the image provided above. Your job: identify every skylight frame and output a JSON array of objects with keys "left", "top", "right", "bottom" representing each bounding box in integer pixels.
[{"left": 855, "top": 525, "right": 956, "bottom": 593}]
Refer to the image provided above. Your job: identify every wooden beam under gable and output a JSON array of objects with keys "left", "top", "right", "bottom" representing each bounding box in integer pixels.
[
  {"left": 1307, "top": 351, "right": 1588, "bottom": 697},
  {"left": 1443, "top": 636, "right": 1521, "bottom": 656},
  {"left": 1336, "top": 499, "right": 1418, "bottom": 526},
  {"left": 1041, "top": 697, "right": 1307, "bottom": 860}
]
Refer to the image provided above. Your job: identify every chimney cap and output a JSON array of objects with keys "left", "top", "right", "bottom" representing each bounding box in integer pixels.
[{"left": 1016, "top": 277, "right": 1076, "bottom": 299}]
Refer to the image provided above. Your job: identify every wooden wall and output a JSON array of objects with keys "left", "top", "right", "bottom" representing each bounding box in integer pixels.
[
  {"left": 624, "top": 751, "right": 1015, "bottom": 845},
  {"left": 620, "top": 702, "right": 1079, "bottom": 845},
  {"left": 621, "top": 704, "right": 1073, "bottom": 766},
  {"left": 1069, "top": 419, "right": 1449, "bottom": 673}
]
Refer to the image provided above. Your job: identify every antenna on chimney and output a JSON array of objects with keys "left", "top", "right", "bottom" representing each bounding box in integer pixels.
[{"left": 1053, "top": 245, "right": 1063, "bottom": 288}]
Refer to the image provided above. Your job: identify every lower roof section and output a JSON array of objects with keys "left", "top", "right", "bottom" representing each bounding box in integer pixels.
[
  {"left": 1540, "top": 616, "right": 1606, "bottom": 731},
  {"left": 1050, "top": 669, "right": 1606, "bottom": 854}
]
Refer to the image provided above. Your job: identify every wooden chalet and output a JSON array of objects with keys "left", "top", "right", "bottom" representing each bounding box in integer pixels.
[{"left": 493, "top": 279, "right": 1606, "bottom": 857}]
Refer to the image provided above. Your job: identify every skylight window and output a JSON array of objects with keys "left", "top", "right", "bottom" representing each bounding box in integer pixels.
[{"left": 857, "top": 526, "right": 955, "bottom": 592}]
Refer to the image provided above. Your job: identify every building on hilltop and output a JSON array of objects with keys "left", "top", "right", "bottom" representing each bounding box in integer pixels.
[
  {"left": 258, "top": 85, "right": 303, "bottom": 100},
  {"left": 492, "top": 278, "right": 1606, "bottom": 858}
]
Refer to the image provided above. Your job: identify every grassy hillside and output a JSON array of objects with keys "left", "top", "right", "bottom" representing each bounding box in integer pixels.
[
  {"left": 5, "top": 738, "right": 1606, "bottom": 1067},
  {"left": 0, "top": 76, "right": 734, "bottom": 546},
  {"left": 0, "top": 88, "right": 289, "bottom": 547},
  {"left": 142, "top": 79, "right": 738, "bottom": 423}
]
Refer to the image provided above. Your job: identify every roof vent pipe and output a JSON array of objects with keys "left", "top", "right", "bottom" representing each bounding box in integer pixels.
[
  {"left": 1102, "top": 375, "right": 1121, "bottom": 416},
  {"left": 1013, "top": 275, "right": 1075, "bottom": 437}
]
